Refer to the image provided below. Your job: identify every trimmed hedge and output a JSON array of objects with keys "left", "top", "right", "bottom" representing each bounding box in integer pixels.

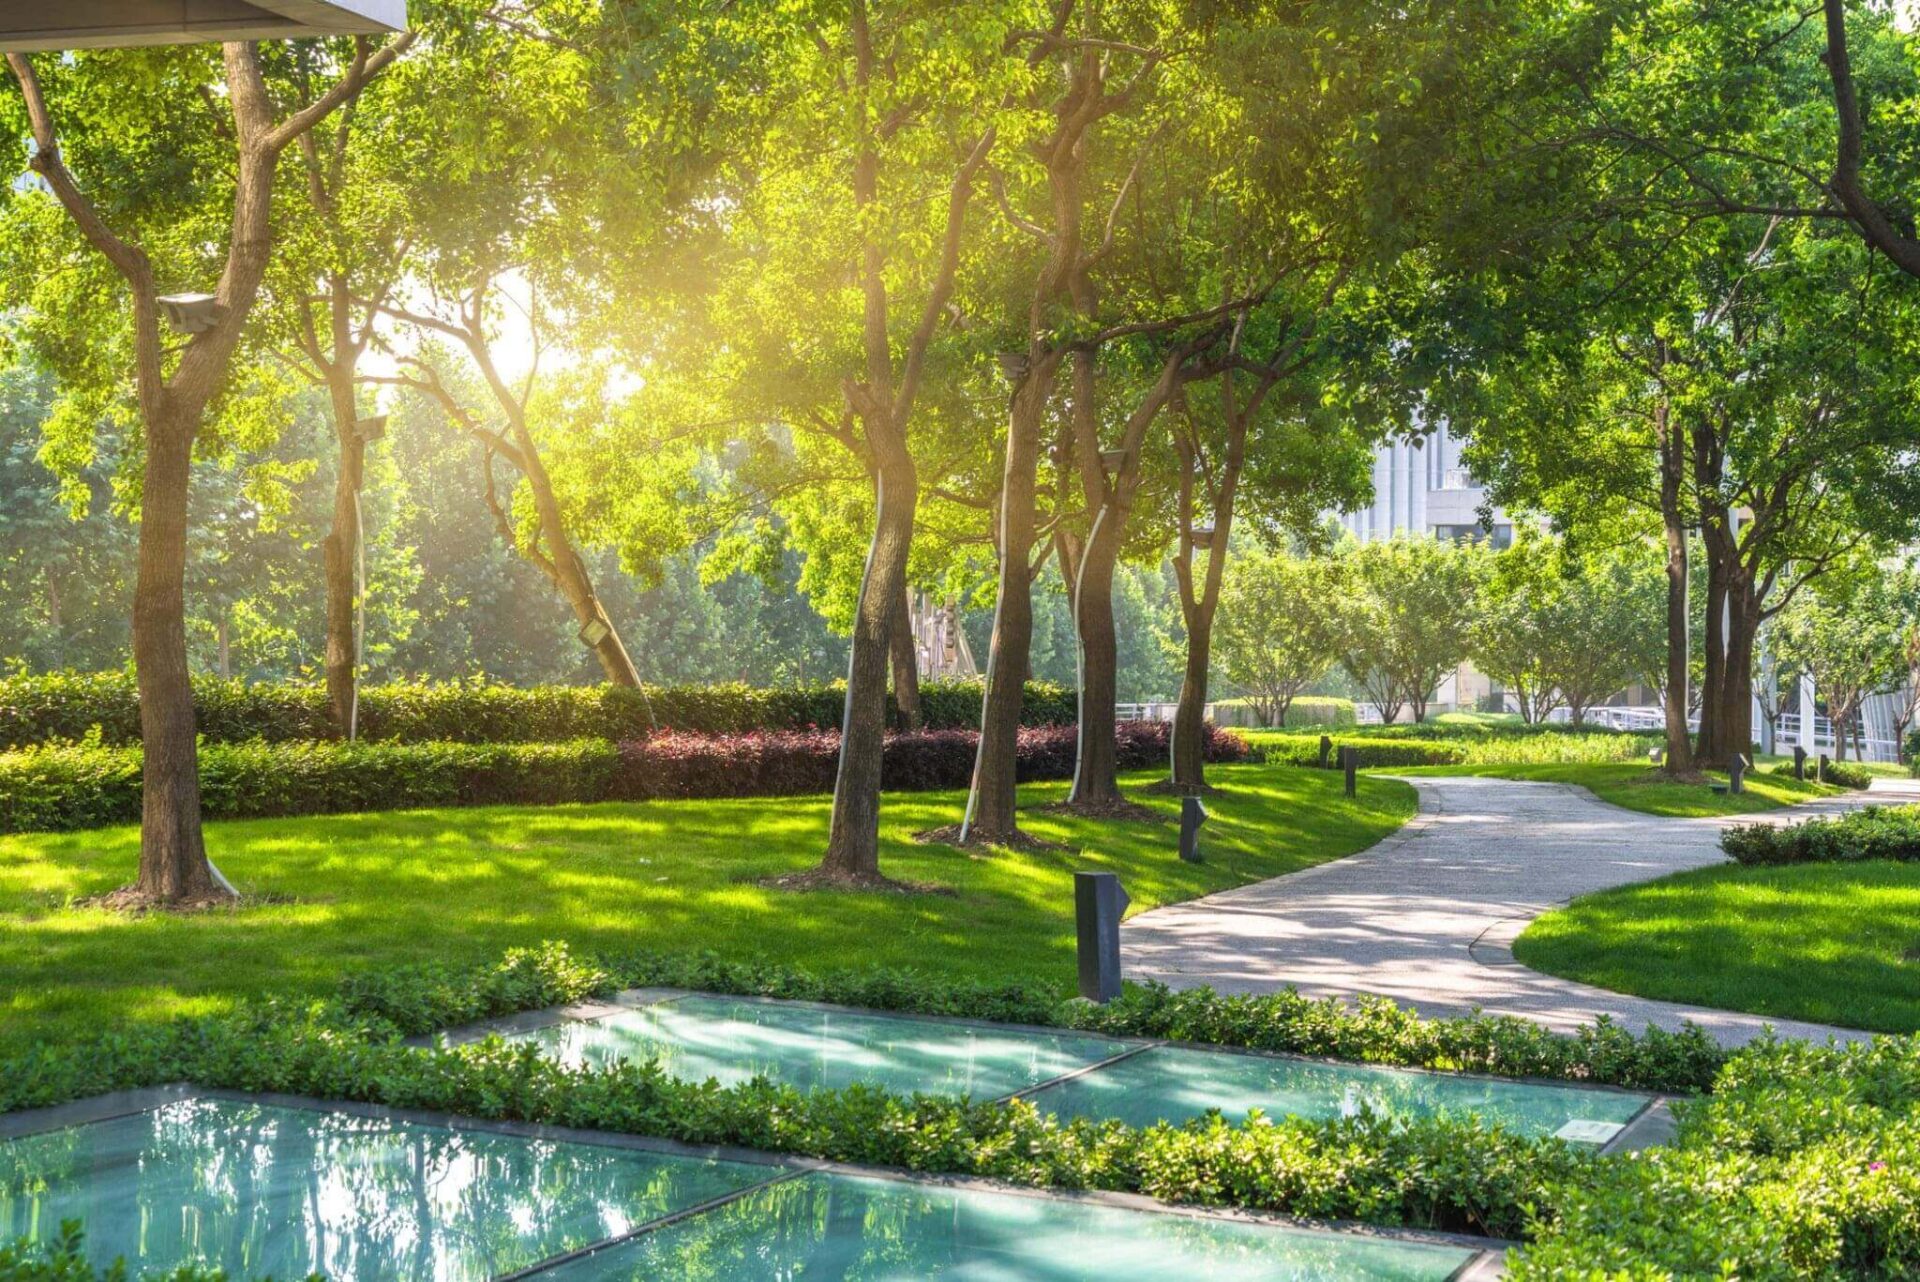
[
  {"left": 0, "top": 722, "right": 1250, "bottom": 833},
  {"left": 0, "top": 672, "right": 1079, "bottom": 747},
  {"left": 1723, "top": 803, "right": 1920, "bottom": 866},
  {"left": 1248, "top": 727, "right": 1659, "bottom": 770}
]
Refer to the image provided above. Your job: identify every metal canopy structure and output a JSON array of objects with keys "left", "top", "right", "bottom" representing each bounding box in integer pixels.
[{"left": 0, "top": 1, "right": 405, "bottom": 50}]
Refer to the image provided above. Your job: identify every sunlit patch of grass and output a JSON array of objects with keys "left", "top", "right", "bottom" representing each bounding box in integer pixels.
[
  {"left": 1388, "top": 761, "right": 1841, "bottom": 817},
  {"left": 1515, "top": 860, "right": 1920, "bottom": 1033},
  {"left": 0, "top": 764, "right": 1414, "bottom": 1054}
]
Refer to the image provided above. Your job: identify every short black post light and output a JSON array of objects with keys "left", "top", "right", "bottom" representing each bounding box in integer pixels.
[
  {"left": 1179, "top": 794, "right": 1207, "bottom": 863},
  {"left": 157, "top": 293, "right": 225, "bottom": 334},
  {"left": 1341, "top": 745, "right": 1357, "bottom": 798},
  {"left": 1318, "top": 734, "right": 1333, "bottom": 769},
  {"left": 1793, "top": 745, "right": 1808, "bottom": 781},
  {"left": 1074, "top": 871, "right": 1130, "bottom": 1003},
  {"left": 1729, "top": 752, "right": 1749, "bottom": 795},
  {"left": 1819, "top": 753, "right": 1831, "bottom": 782}
]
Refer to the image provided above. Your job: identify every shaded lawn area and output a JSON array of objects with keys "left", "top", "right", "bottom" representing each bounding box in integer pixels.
[
  {"left": 1514, "top": 860, "right": 1920, "bottom": 1034},
  {"left": 0, "top": 763, "right": 1413, "bottom": 1054},
  {"left": 1386, "top": 761, "right": 1841, "bottom": 817}
]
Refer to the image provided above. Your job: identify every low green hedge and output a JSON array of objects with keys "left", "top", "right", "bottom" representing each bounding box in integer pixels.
[
  {"left": 0, "top": 723, "right": 1248, "bottom": 833},
  {"left": 1512, "top": 1036, "right": 1920, "bottom": 1277},
  {"left": 1723, "top": 803, "right": 1920, "bottom": 866},
  {"left": 0, "top": 672, "right": 1078, "bottom": 747},
  {"left": 1246, "top": 727, "right": 1659, "bottom": 770}
]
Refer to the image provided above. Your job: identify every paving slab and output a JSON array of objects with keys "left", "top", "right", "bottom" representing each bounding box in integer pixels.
[{"left": 1122, "top": 774, "right": 1920, "bottom": 1047}]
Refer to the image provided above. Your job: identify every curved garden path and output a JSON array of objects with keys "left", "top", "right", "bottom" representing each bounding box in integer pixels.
[{"left": 1121, "top": 773, "right": 1920, "bottom": 1047}]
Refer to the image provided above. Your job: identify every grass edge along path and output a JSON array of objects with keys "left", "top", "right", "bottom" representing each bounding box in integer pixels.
[
  {"left": 0, "top": 762, "right": 1413, "bottom": 1054},
  {"left": 1385, "top": 761, "right": 1842, "bottom": 818},
  {"left": 1514, "top": 859, "right": 1920, "bottom": 1035}
]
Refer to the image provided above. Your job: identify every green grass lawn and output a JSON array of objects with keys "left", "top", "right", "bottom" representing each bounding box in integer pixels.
[
  {"left": 1387, "top": 761, "right": 1842, "bottom": 817},
  {"left": 1514, "top": 860, "right": 1920, "bottom": 1034},
  {"left": 0, "top": 763, "right": 1413, "bottom": 1054}
]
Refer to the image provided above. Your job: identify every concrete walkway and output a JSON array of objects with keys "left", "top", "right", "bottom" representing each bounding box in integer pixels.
[{"left": 1122, "top": 773, "right": 1920, "bottom": 1047}]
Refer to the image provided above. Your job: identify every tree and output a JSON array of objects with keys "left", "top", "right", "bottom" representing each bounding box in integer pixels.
[
  {"left": 1339, "top": 535, "right": 1484, "bottom": 724},
  {"left": 1775, "top": 555, "right": 1905, "bottom": 761},
  {"left": 1473, "top": 532, "right": 1663, "bottom": 726},
  {"left": 2, "top": 36, "right": 409, "bottom": 904},
  {"left": 1213, "top": 548, "right": 1344, "bottom": 727}
]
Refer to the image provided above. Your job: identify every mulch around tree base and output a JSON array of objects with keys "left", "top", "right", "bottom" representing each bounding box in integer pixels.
[
  {"left": 79, "top": 884, "right": 246, "bottom": 914},
  {"left": 1033, "top": 797, "right": 1164, "bottom": 822},
  {"left": 757, "top": 869, "right": 950, "bottom": 895},
  {"left": 912, "top": 824, "right": 1072, "bottom": 854}
]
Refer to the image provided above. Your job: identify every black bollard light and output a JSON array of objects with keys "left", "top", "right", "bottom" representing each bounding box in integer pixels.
[
  {"left": 1074, "top": 871, "right": 1130, "bottom": 1003},
  {"left": 1793, "top": 745, "right": 1807, "bottom": 781},
  {"left": 1318, "top": 734, "right": 1333, "bottom": 769},
  {"left": 1179, "top": 795, "right": 1208, "bottom": 863},
  {"left": 1729, "top": 752, "right": 1748, "bottom": 795},
  {"left": 1341, "top": 745, "right": 1357, "bottom": 798}
]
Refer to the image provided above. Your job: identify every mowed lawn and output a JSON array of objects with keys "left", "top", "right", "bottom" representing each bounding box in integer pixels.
[
  {"left": 1388, "top": 761, "right": 1841, "bottom": 817},
  {"left": 1515, "top": 860, "right": 1920, "bottom": 1034},
  {"left": 0, "top": 764, "right": 1414, "bottom": 1052}
]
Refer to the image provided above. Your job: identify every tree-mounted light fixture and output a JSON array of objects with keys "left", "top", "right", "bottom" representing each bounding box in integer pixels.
[{"left": 156, "top": 293, "right": 225, "bottom": 334}]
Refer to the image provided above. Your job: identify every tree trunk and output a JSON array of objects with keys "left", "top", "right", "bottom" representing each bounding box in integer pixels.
[
  {"left": 822, "top": 454, "right": 917, "bottom": 878},
  {"left": 132, "top": 415, "right": 223, "bottom": 903},
  {"left": 888, "top": 584, "right": 922, "bottom": 730},
  {"left": 322, "top": 366, "right": 363, "bottom": 736},
  {"left": 965, "top": 373, "right": 1048, "bottom": 839},
  {"left": 1657, "top": 403, "right": 1694, "bottom": 772},
  {"left": 1069, "top": 509, "right": 1125, "bottom": 807}
]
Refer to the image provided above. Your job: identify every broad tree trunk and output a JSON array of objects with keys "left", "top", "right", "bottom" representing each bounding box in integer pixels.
[
  {"left": 132, "top": 417, "right": 221, "bottom": 903},
  {"left": 966, "top": 373, "right": 1048, "bottom": 838},
  {"left": 1657, "top": 403, "right": 1694, "bottom": 772},
  {"left": 322, "top": 366, "right": 364, "bottom": 736},
  {"left": 887, "top": 585, "right": 922, "bottom": 730},
  {"left": 823, "top": 455, "right": 917, "bottom": 878}
]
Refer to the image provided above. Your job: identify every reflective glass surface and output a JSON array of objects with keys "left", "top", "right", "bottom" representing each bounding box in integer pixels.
[
  {"left": 519, "top": 996, "right": 1133, "bottom": 1101},
  {"left": 0, "top": 1100, "right": 775, "bottom": 1280},
  {"left": 546, "top": 1172, "right": 1478, "bottom": 1281},
  {"left": 1025, "top": 1044, "right": 1649, "bottom": 1142}
]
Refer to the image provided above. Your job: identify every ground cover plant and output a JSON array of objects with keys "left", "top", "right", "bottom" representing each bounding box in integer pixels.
[
  {"left": 0, "top": 722, "right": 1248, "bottom": 834},
  {"left": 1515, "top": 860, "right": 1920, "bottom": 1035},
  {"left": 0, "top": 763, "right": 1410, "bottom": 1052}
]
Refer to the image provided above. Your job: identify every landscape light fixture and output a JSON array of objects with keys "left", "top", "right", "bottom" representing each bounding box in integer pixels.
[
  {"left": 157, "top": 293, "right": 225, "bottom": 335},
  {"left": 1, "top": 1, "right": 405, "bottom": 50},
  {"left": 353, "top": 415, "right": 388, "bottom": 444},
  {"left": 578, "top": 617, "right": 612, "bottom": 649}
]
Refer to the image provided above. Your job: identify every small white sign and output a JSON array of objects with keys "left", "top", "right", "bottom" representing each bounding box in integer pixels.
[{"left": 1555, "top": 1119, "right": 1627, "bottom": 1145}]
